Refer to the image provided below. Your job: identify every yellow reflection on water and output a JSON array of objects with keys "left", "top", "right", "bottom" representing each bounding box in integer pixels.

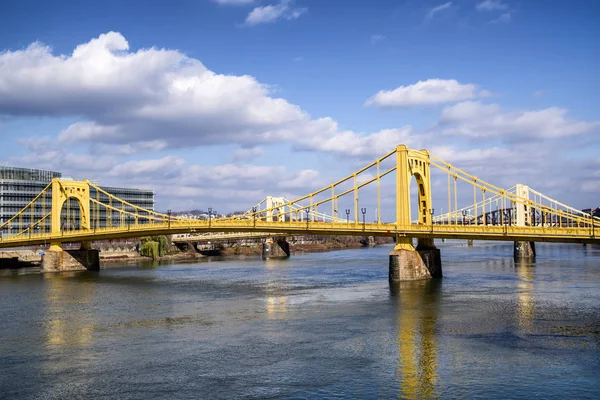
[
  {"left": 266, "top": 296, "right": 288, "bottom": 316},
  {"left": 264, "top": 258, "right": 289, "bottom": 318},
  {"left": 43, "top": 272, "right": 96, "bottom": 347},
  {"left": 392, "top": 281, "right": 440, "bottom": 399},
  {"left": 515, "top": 259, "right": 536, "bottom": 331}
]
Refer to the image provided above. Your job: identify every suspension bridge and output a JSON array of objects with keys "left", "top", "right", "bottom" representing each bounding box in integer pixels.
[{"left": 1, "top": 145, "right": 597, "bottom": 278}]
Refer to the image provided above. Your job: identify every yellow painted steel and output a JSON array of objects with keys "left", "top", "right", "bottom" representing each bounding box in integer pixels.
[{"left": 0, "top": 145, "right": 598, "bottom": 250}]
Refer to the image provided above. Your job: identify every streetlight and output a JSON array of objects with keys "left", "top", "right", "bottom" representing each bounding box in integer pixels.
[
  {"left": 462, "top": 210, "right": 467, "bottom": 226},
  {"left": 306, "top": 208, "right": 310, "bottom": 229},
  {"left": 361, "top": 207, "right": 367, "bottom": 230},
  {"left": 345, "top": 209, "right": 350, "bottom": 224},
  {"left": 208, "top": 207, "right": 212, "bottom": 228},
  {"left": 429, "top": 208, "right": 435, "bottom": 233},
  {"left": 167, "top": 209, "right": 172, "bottom": 229},
  {"left": 252, "top": 206, "right": 257, "bottom": 228},
  {"left": 591, "top": 212, "right": 595, "bottom": 238}
]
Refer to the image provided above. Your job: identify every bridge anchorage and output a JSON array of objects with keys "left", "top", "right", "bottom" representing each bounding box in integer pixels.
[{"left": 1, "top": 145, "right": 598, "bottom": 278}]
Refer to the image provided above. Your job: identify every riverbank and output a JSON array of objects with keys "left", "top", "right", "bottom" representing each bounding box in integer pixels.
[{"left": 1, "top": 235, "right": 392, "bottom": 269}]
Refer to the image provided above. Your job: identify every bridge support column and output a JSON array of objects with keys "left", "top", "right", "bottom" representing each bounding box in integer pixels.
[
  {"left": 262, "top": 238, "right": 290, "bottom": 260},
  {"left": 514, "top": 241, "right": 536, "bottom": 259},
  {"left": 389, "top": 237, "right": 442, "bottom": 282},
  {"left": 41, "top": 248, "right": 100, "bottom": 272}
]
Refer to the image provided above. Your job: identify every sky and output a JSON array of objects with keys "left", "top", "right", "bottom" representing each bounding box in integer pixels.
[{"left": 0, "top": 0, "right": 598, "bottom": 217}]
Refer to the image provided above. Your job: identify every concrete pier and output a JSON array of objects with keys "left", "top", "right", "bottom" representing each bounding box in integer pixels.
[
  {"left": 262, "top": 238, "right": 290, "bottom": 260},
  {"left": 41, "top": 250, "right": 100, "bottom": 272},
  {"left": 389, "top": 238, "right": 442, "bottom": 282},
  {"left": 514, "top": 241, "right": 536, "bottom": 259}
]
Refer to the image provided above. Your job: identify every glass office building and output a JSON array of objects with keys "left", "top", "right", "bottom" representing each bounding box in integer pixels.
[{"left": 0, "top": 166, "right": 155, "bottom": 237}]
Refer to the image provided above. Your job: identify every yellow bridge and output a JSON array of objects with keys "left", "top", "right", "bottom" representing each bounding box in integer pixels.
[{"left": 1, "top": 145, "right": 597, "bottom": 278}]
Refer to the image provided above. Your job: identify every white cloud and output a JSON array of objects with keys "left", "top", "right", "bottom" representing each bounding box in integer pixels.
[
  {"left": 109, "top": 156, "right": 185, "bottom": 178},
  {"left": 233, "top": 146, "right": 263, "bottom": 162},
  {"left": 0, "top": 32, "right": 419, "bottom": 159},
  {"left": 426, "top": 2, "right": 453, "bottom": 20},
  {"left": 279, "top": 169, "right": 320, "bottom": 189},
  {"left": 490, "top": 12, "right": 511, "bottom": 24},
  {"left": 438, "top": 101, "right": 600, "bottom": 140},
  {"left": 245, "top": 0, "right": 307, "bottom": 26},
  {"left": 366, "top": 79, "right": 488, "bottom": 108},
  {"left": 371, "top": 34, "right": 385, "bottom": 45},
  {"left": 476, "top": 0, "right": 508, "bottom": 11}
]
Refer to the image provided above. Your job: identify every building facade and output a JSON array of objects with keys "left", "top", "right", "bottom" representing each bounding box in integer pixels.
[{"left": 0, "top": 166, "right": 154, "bottom": 237}]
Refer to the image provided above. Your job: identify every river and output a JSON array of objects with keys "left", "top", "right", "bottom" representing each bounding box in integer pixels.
[{"left": 1, "top": 241, "right": 599, "bottom": 399}]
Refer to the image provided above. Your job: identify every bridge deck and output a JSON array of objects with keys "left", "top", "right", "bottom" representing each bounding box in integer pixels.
[{"left": 1, "top": 220, "right": 598, "bottom": 249}]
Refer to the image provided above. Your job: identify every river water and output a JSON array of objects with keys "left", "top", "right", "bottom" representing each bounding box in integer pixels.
[{"left": 0, "top": 241, "right": 599, "bottom": 399}]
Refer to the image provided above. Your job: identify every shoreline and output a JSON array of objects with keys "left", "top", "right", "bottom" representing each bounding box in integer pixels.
[{"left": 0, "top": 235, "right": 393, "bottom": 271}]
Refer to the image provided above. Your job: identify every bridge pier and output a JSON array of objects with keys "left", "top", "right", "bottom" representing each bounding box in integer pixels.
[
  {"left": 262, "top": 237, "right": 290, "bottom": 260},
  {"left": 514, "top": 241, "right": 536, "bottom": 259},
  {"left": 42, "top": 250, "right": 100, "bottom": 272},
  {"left": 389, "top": 238, "right": 442, "bottom": 282},
  {"left": 41, "top": 243, "right": 100, "bottom": 273}
]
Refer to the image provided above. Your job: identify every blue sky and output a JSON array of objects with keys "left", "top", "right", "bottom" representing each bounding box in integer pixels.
[{"left": 0, "top": 0, "right": 598, "bottom": 215}]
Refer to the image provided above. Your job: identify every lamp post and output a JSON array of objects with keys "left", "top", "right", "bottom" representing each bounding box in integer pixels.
[
  {"left": 345, "top": 209, "right": 350, "bottom": 224},
  {"left": 252, "top": 206, "right": 257, "bottom": 228},
  {"left": 306, "top": 209, "right": 310, "bottom": 229},
  {"left": 429, "top": 208, "right": 435, "bottom": 233},
  {"left": 591, "top": 213, "right": 595, "bottom": 238},
  {"left": 361, "top": 207, "right": 367, "bottom": 230},
  {"left": 462, "top": 210, "right": 467, "bottom": 226},
  {"left": 208, "top": 207, "right": 212, "bottom": 228},
  {"left": 167, "top": 209, "right": 172, "bottom": 229}
]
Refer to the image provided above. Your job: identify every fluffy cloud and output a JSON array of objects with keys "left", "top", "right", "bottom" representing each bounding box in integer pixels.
[
  {"left": 233, "top": 146, "right": 263, "bottom": 162},
  {"left": 438, "top": 101, "right": 600, "bottom": 140},
  {"left": 0, "top": 32, "right": 415, "bottom": 158},
  {"left": 366, "top": 79, "right": 489, "bottom": 108},
  {"left": 109, "top": 156, "right": 186, "bottom": 178},
  {"left": 245, "top": 0, "right": 307, "bottom": 26}
]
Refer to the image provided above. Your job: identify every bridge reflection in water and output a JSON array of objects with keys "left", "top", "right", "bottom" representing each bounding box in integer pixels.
[
  {"left": 391, "top": 280, "right": 441, "bottom": 399},
  {"left": 44, "top": 272, "right": 96, "bottom": 347},
  {"left": 264, "top": 258, "right": 289, "bottom": 319},
  {"left": 515, "top": 259, "right": 536, "bottom": 332}
]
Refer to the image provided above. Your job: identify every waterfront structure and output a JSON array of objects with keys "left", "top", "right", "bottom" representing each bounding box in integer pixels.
[{"left": 0, "top": 166, "right": 154, "bottom": 238}]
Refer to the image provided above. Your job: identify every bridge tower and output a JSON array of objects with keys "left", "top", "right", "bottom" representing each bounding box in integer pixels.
[
  {"left": 513, "top": 184, "right": 536, "bottom": 259},
  {"left": 389, "top": 145, "right": 442, "bottom": 282},
  {"left": 265, "top": 196, "right": 287, "bottom": 222},
  {"left": 42, "top": 178, "right": 100, "bottom": 272}
]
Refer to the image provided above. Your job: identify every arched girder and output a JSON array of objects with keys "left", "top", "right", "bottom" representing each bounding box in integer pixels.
[
  {"left": 396, "top": 145, "right": 432, "bottom": 227},
  {"left": 51, "top": 178, "right": 91, "bottom": 236}
]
